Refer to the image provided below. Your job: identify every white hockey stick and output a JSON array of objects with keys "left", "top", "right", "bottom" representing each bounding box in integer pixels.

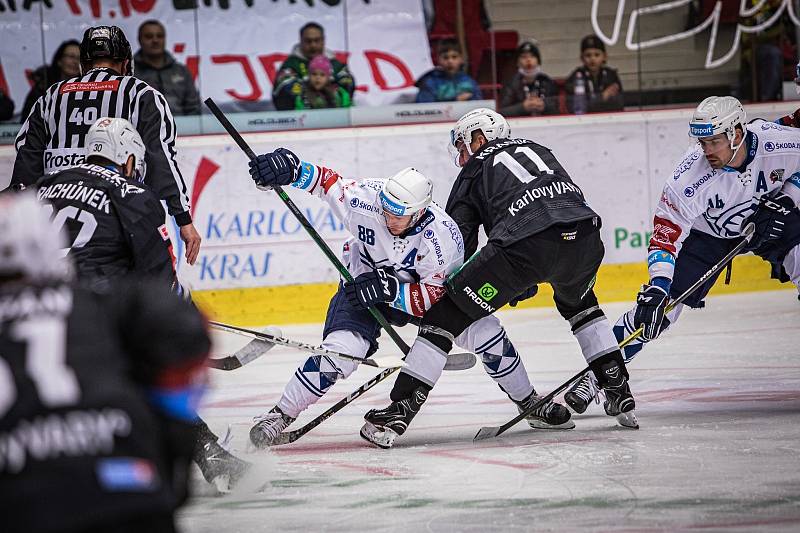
[
  {"left": 209, "top": 321, "right": 406, "bottom": 369},
  {"left": 207, "top": 326, "right": 282, "bottom": 370}
]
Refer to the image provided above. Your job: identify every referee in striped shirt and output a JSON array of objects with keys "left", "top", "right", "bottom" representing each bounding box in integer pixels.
[{"left": 10, "top": 25, "right": 201, "bottom": 264}]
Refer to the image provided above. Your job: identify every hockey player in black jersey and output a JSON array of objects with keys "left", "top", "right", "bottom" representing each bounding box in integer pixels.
[
  {"left": 11, "top": 25, "right": 202, "bottom": 265},
  {"left": 33, "top": 117, "right": 250, "bottom": 491},
  {"left": 359, "top": 108, "right": 637, "bottom": 447},
  {"left": 0, "top": 192, "right": 210, "bottom": 533}
]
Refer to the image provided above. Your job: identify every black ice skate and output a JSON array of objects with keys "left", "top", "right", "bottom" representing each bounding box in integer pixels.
[
  {"left": 515, "top": 390, "right": 575, "bottom": 429},
  {"left": 564, "top": 371, "right": 601, "bottom": 414},
  {"left": 598, "top": 360, "right": 638, "bottom": 429},
  {"left": 250, "top": 406, "right": 296, "bottom": 449},
  {"left": 360, "top": 387, "right": 428, "bottom": 449},
  {"left": 194, "top": 435, "right": 251, "bottom": 493}
]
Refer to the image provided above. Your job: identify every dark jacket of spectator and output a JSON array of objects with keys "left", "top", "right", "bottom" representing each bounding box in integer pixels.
[
  {"left": 273, "top": 45, "right": 355, "bottom": 111},
  {"left": 21, "top": 40, "right": 81, "bottom": 121},
  {"left": 133, "top": 51, "right": 200, "bottom": 116},
  {"left": 564, "top": 65, "right": 624, "bottom": 113},
  {"left": 499, "top": 72, "right": 559, "bottom": 117},
  {"left": 0, "top": 89, "right": 14, "bottom": 121},
  {"left": 415, "top": 68, "right": 482, "bottom": 103}
]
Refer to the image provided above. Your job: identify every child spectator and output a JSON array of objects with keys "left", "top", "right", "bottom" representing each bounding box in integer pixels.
[
  {"left": 294, "top": 55, "right": 352, "bottom": 109},
  {"left": 499, "top": 41, "right": 559, "bottom": 117},
  {"left": 415, "top": 39, "right": 482, "bottom": 103},
  {"left": 565, "top": 35, "right": 624, "bottom": 114}
]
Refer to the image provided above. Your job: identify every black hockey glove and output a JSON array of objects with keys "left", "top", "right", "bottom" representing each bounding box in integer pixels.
[
  {"left": 248, "top": 148, "right": 300, "bottom": 190},
  {"left": 633, "top": 283, "right": 669, "bottom": 341},
  {"left": 747, "top": 192, "right": 796, "bottom": 249},
  {"left": 344, "top": 268, "right": 400, "bottom": 310},
  {"left": 509, "top": 285, "right": 539, "bottom": 307}
]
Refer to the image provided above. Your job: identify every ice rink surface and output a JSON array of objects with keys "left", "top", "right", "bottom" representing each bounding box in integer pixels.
[{"left": 180, "top": 291, "right": 800, "bottom": 532}]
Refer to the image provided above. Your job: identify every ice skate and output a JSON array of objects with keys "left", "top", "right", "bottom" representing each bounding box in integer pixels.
[
  {"left": 564, "top": 371, "right": 602, "bottom": 414},
  {"left": 515, "top": 390, "right": 575, "bottom": 429},
  {"left": 360, "top": 387, "right": 428, "bottom": 449},
  {"left": 599, "top": 360, "right": 638, "bottom": 429},
  {"left": 249, "top": 406, "right": 295, "bottom": 449},
  {"left": 194, "top": 435, "right": 251, "bottom": 492}
]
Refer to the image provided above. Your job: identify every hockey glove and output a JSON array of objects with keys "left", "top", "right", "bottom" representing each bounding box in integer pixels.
[
  {"left": 633, "top": 283, "right": 669, "bottom": 341},
  {"left": 509, "top": 285, "right": 539, "bottom": 307},
  {"left": 248, "top": 148, "right": 301, "bottom": 190},
  {"left": 344, "top": 268, "right": 400, "bottom": 310},
  {"left": 747, "top": 193, "right": 796, "bottom": 249}
]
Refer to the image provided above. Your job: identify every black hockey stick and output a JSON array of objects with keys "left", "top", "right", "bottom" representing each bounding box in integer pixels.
[
  {"left": 473, "top": 223, "right": 756, "bottom": 441},
  {"left": 209, "top": 321, "right": 405, "bottom": 369}
]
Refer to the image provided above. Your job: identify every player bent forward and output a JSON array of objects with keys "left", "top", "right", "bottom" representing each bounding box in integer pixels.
[
  {"left": 565, "top": 96, "right": 800, "bottom": 413},
  {"left": 246, "top": 150, "right": 573, "bottom": 447},
  {"left": 354, "top": 108, "right": 637, "bottom": 448}
]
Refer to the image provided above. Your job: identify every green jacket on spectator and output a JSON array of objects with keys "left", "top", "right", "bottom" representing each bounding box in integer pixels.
[{"left": 272, "top": 45, "right": 355, "bottom": 111}]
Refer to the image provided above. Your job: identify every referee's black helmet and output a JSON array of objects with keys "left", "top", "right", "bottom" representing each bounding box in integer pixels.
[{"left": 80, "top": 26, "right": 133, "bottom": 74}]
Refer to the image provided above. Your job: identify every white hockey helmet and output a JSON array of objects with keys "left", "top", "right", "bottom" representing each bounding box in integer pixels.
[
  {"left": 688, "top": 96, "right": 746, "bottom": 142},
  {"left": 0, "top": 192, "right": 71, "bottom": 282},
  {"left": 86, "top": 117, "right": 146, "bottom": 180},
  {"left": 380, "top": 167, "right": 433, "bottom": 217},
  {"left": 449, "top": 108, "right": 510, "bottom": 166}
]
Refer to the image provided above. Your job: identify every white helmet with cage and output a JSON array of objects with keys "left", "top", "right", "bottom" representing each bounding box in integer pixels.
[
  {"left": 449, "top": 108, "right": 511, "bottom": 165},
  {"left": 379, "top": 167, "right": 433, "bottom": 223},
  {"left": 86, "top": 117, "right": 146, "bottom": 180},
  {"left": 0, "top": 192, "right": 72, "bottom": 282},
  {"left": 688, "top": 96, "right": 746, "bottom": 145}
]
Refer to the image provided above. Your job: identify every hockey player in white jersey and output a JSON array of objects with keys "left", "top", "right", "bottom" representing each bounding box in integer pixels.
[
  {"left": 565, "top": 96, "right": 800, "bottom": 413},
  {"left": 246, "top": 149, "right": 573, "bottom": 447}
]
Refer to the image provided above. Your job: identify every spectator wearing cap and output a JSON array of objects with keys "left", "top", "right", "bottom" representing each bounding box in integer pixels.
[
  {"left": 294, "top": 55, "right": 352, "bottom": 109},
  {"left": 273, "top": 22, "right": 355, "bottom": 111},
  {"left": 134, "top": 20, "right": 201, "bottom": 116},
  {"left": 415, "top": 39, "right": 482, "bottom": 103},
  {"left": 498, "top": 41, "right": 559, "bottom": 117},
  {"left": 565, "top": 34, "right": 624, "bottom": 113}
]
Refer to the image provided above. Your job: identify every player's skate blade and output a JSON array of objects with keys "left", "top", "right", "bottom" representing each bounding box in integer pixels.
[{"left": 360, "top": 421, "right": 399, "bottom": 449}]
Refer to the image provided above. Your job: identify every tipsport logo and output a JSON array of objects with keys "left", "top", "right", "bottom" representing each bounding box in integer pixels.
[{"left": 689, "top": 123, "right": 713, "bottom": 137}]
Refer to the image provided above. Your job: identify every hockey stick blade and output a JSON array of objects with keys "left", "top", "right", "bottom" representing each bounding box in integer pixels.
[
  {"left": 475, "top": 223, "right": 756, "bottom": 441},
  {"left": 444, "top": 351, "right": 477, "bottom": 371},
  {"left": 207, "top": 334, "right": 279, "bottom": 371}
]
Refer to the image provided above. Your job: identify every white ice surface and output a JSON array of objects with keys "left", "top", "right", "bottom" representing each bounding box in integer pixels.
[{"left": 179, "top": 291, "right": 800, "bottom": 532}]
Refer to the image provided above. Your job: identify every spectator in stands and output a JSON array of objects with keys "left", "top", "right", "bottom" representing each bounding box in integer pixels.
[
  {"left": 415, "top": 39, "right": 482, "bottom": 103},
  {"left": 499, "top": 41, "right": 559, "bottom": 117},
  {"left": 565, "top": 35, "right": 624, "bottom": 114},
  {"left": 273, "top": 22, "right": 355, "bottom": 111},
  {"left": 294, "top": 55, "right": 352, "bottom": 110},
  {"left": 20, "top": 40, "right": 81, "bottom": 121},
  {"left": 134, "top": 20, "right": 201, "bottom": 116},
  {"left": 0, "top": 88, "right": 14, "bottom": 121}
]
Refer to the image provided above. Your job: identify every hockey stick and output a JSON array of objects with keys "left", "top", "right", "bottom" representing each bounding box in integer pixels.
[
  {"left": 209, "top": 321, "right": 406, "bottom": 369},
  {"left": 203, "top": 98, "right": 476, "bottom": 370},
  {"left": 473, "top": 223, "right": 756, "bottom": 441}
]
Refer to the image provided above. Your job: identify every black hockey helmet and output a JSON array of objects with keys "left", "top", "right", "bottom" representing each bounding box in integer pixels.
[{"left": 80, "top": 26, "right": 133, "bottom": 75}]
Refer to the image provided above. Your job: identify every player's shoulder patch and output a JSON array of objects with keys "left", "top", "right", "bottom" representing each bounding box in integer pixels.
[
  {"left": 756, "top": 122, "right": 800, "bottom": 154},
  {"left": 671, "top": 147, "right": 704, "bottom": 181}
]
